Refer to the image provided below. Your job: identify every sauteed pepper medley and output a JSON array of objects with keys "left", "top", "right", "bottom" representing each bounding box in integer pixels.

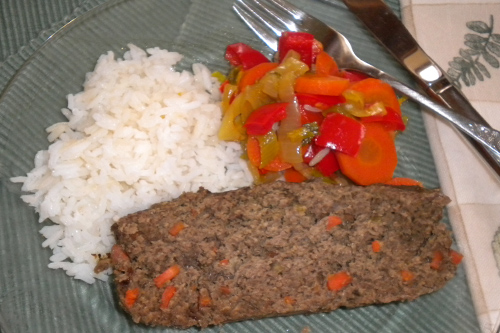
[{"left": 218, "top": 32, "right": 407, "bottom": 186}]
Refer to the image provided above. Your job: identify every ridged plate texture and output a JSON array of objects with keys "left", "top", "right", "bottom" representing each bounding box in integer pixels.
[{"left": 0, "top": 0, "right": 481, "bottom": 332}]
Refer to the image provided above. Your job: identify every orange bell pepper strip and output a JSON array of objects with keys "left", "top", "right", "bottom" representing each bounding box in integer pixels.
[
  {"left": 335, "top": 122, "right": 398, "bottom": 185},
  {"left": 295, "top": 74, "right": 350, "bottom": 96},
  {"left": 238, "top": 62, "right": 279, "bottom": 92},
  {"left": 315, "top": 51, "right": 339, "bottom": 76},
  {"left": 327, "top": 271, "right": 352, "bottom": 291},
  {"left": 154, "top": 265, "right": 181, "bottom": 288}
]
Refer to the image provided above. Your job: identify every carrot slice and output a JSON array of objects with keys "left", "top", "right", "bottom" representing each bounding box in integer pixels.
[
  {"left": 335, "top": 123, "right": 397, "bottom": 185},
  {"left": 219, "top": 259, "right": 230, "bottom": 266},
  {"left": 238, "top": 62, "right": 279, "bottom": 91},
  {"left": 385, "top": 177, "right": 423, "bottom": 187},
  {"left": 169, "top": 222, "right": 186, "bottom": 236},
  {"left": 401, "top": 270, "right": 415, "bottom": 282},
  {"left": 327, "top": 271, "right": 352, "bottom": 291},
  {"left": 160, "top": 286, "right": 177, "bottom": 309},
  {"left": 284, "top": 296, "right": 297, "bottom": 305},
  {"left": 348, "top": 78, "right": 401, "bottom": 114},
  {"left": 430, "top": 251, "right": 444, "bottom": 270},
  {"left": 154, "top": 265, "right": 181, "bottom": 288},
  {"left": 124, "top": 288, "right": 140, "bottom": 309},
  {"left": 371, "top": 240, "right": 382, "bottom": 253},
  {"left": 284, "top": 168, "right": 307, "bottom": 183},
  {"left": 326, "top": 215, "right": 343, "bottom": 231},
  {"left": 315, "top": 51, "right": 339, "bottom": 76},
  {"left": 295, "top": 74, "right": 350, "bottom": 96}
]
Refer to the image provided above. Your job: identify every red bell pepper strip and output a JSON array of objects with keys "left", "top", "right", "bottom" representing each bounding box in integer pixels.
[
  {"left": 314, "top": 113, "right": 366, "bottom": 156},
  {"left": 340, "top": 70, "right": 370, "bottom": 83},
  {"left": 362, "top": 106, "right": 406, "bottom": 131},
  {"left": 278, "top": 31, "right": 322, "bottom": 66},
  {"left": 303, "top": 143, "right": 339, "bottom": 177},
  {"left": 316, "top": 151, "right": 339, "bottom": 177},
  {"left": 244, "top": 103, "right": 289, "bottom": 135},
  {"left": 225, "top": 43, "right": 270, "bottom": 70},
  {"left": 296, "top": 93, "right": 346, "bottom": 110},
  {"left": 296, "top": 93, "right": 345, "bottom": 126}
]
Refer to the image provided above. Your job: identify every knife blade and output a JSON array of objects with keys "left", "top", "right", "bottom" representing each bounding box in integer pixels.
[{"left": 341, "top": 0, "right": 500, "bottom": 178}]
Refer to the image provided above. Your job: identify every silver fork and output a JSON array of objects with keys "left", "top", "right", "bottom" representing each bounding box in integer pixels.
[{"left": 233, "top": 0, "right": 500, "bottom": 165}]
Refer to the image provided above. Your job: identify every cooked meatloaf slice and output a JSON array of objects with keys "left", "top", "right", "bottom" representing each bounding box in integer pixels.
[{"left": 111, "top": 181, "right": 458, "bottom": 328}]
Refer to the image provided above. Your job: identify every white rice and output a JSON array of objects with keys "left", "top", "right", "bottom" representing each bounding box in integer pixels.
[{"left": 11, "top": 44, "right": 252, "bottom": 284}]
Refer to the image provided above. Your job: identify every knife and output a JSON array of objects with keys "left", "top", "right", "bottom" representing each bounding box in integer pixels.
[{"left": 340, "top": 0, "right": 500, "bottom": 178}]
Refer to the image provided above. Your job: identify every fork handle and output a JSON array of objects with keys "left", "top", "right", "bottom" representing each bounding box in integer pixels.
[
  {"left": 374, "top": 71, "right": 500, "bottom": 167},
  {"left": 424, "top": 76, "right": 500, "bottom": 174}
]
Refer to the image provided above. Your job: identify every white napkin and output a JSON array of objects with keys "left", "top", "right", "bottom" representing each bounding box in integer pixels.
[{"left": 400, "top": 1, "right": 500, "bottom": 332}]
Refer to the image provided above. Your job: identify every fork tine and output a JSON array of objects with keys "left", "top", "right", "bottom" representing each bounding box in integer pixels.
[
  {"left": 265, "top": 0, "right": 309, "bottom": 22},
  {"left": 233, "top": 1, "right": 280, "bottom": 51},
  {"left": 234, "top": 0, "right": 302, "bottom": 53},
  {"left": 234, "top": 0, "right": 336, "bottom": 53}
]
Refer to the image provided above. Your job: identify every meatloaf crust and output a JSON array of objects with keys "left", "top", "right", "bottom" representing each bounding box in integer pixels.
[{"left": 111, "top": 181, "right": 456, "bottom": 328}]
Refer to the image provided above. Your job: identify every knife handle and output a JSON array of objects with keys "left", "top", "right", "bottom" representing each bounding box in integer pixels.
[{"left": 385, "top": 24, "right": 500, "bottom": 175}]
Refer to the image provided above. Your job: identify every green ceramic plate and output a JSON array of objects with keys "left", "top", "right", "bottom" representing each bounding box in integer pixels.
[{"left": 0, "top": 0, "right": 480, "bottom": 332}]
